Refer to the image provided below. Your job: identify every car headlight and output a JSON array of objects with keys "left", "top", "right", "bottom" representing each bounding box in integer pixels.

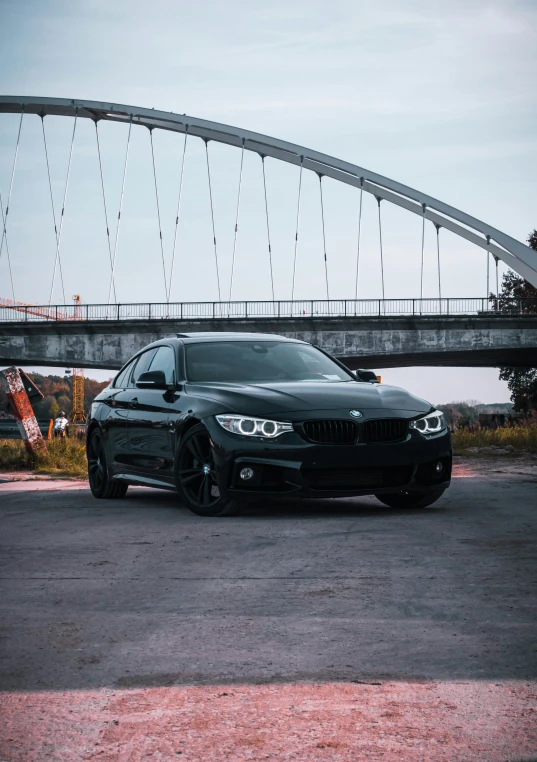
[
  {"left": 409, "top": 410, "right": 446, "bottom": 436},
  {"left": 216, "top": 414, "right": 293, "bottom": 439}
]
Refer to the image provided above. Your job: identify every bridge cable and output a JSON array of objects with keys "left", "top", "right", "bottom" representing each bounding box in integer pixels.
[
  {"left": 486, "top": 235, "right": 491, "bottom": 298},
  {"left": 0, "top": 192, "right": 15, "bottom": 300},
  {"left": 377, "top": 197, "right": 385, "bottom": 300},
  {"left": 229, "top": 138, "right": 245, "bottom": 303},
  {"left": 419, "top": 204, "right": 426, "bottom": 300},
  {"left": 318, "top": 175, "right": 329, "bottom": 301},
  {"left": 495, "top": 256, "right": 499, "bottom": 300},
  {"left": 291, "top": 156, "right": 304, "bottom": 302},
  {"left": 260, "top": 155, "right": 275, "bottom": 302},
  {"left": 49, "top": 108, "right": 78, "bottom": 306},
  {"left": 0, "top": 107, "right": 24, "bottom": 301},
  {"left": 94, "top": 121, "right": 116, "bottom": 303},
  {"left": 168, "top": 127, "right": 188, "bottom": 304},
  {"left": 354, "top": 180, "right": 364, "bottom": 302},
  {"left": 149, "top": 128, "right": 168, "bottom": 303},
  {"left": 435, "top": 224, "right": 442, "bottom": 301},
  {"left": 204, "top": 140, "right": 221, "bottom": 302},
  {"left": 107, "top": 115, "right": 133, "bottom": 306},
  {"left": 41, "top": 116, "right": 66, "bottom": 304}
]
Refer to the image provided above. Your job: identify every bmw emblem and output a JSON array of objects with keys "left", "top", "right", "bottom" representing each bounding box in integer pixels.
[{"left": 349, "top": 410, "right": 362, "bottom": 418}]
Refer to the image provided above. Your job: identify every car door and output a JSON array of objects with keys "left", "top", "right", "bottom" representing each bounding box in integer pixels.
[
  {"left": 99, "top": 358, "right": 138, "bottom": 470},
  {"left": 126, "top": 345, "right": 177, "bottom": 477}
]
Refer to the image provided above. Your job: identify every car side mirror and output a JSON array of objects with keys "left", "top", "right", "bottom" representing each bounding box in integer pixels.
[
  {"left": 136, "top": 370, "right": 168, "bottom": 390},
  {"left": 354, "top": 369, "right": 379, "bottom": 383}
]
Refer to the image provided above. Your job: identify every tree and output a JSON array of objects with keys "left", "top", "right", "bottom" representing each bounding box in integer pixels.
[
  {"left": 56, "top": 394, "right": 71, "bottom": 415},
  {"left": 496, "top": 230, "right": 537, "bottom": 413},
  {"left": 0, "top": 373, "right": 111, "bottom": 420},
  {"left": 49, "top": 398, "right": 60, "bottom": 420}
]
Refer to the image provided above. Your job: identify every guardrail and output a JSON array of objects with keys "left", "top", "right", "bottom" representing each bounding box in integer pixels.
[
  {"left": 0, "top": 418, "right": 51, "bottom": 438},
  {"left": 1, "top": 298, "right": 536, "bottom": 323}
]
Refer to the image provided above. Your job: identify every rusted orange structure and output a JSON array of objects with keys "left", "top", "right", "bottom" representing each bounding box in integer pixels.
[
  {"left": 0, "top": 366, "right": 46, "bottom": 456},
  {"left": 0, "top": 297, "right": 77, "bottom": 321}
]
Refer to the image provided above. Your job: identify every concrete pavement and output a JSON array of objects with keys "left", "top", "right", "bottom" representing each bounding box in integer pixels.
[
  {"left": 1, "top": 459, "right": 536, "bottom": 691},
  {"left": 1, "top": 459, "right": 537, "bottom": 760}
]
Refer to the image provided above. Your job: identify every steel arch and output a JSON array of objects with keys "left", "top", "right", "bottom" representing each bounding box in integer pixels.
[{"left": 1, "top": 95, "right": 536, "bottom": 288}]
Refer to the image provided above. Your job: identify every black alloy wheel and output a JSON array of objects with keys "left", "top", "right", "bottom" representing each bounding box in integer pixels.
[
  {"left": 374, "top": 487, "right": 446, "bottom": 509},
  {"left": 176, "top": 424, "right": 242, "bottom": 517},
  {"left": 87, "top": 429, "right": 128, "bottom": 499}
]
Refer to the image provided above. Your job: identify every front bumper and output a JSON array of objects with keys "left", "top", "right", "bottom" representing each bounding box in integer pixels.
[{"left": 204, "top": 417, "right": 452, "bottom": 499}]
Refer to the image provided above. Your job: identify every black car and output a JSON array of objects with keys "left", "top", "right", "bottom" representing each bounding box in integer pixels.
[{"left": 87, "top": 333, "right": 451, "bottom": 517}]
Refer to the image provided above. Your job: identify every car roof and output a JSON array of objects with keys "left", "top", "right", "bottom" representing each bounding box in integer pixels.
[{"left": 167, "top": 332, "right": 306, "bottom": 344}]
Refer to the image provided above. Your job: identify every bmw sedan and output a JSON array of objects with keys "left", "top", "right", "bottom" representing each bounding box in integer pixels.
[{"left": 86, "top": 333, "right": 451, "bottom": 516}]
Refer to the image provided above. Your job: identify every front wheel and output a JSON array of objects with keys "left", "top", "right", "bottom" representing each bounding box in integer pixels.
[
  {"left": 375, "top": 487, "right": 446, "bottom": 509},
  {"left": 87, "top": 429, "right": 128, "bottom": 499},
  {"left": 175, "top": 424, "right": 243, "bottom": 517}
]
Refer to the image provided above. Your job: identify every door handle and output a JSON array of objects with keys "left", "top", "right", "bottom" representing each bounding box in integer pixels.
[{"left": 129, "top": 397, "right": 139, "bottom": 408}]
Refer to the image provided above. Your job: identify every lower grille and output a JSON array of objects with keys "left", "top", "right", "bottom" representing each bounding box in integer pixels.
[
  {"left": 302, "top": 419, "right": 357, "bottom": 444},
  {"left": 304, "top": 465, "right": 413, "bottom": 490},
  {"left": 363, "top": 418, "right": 408, "bottom": 443}
]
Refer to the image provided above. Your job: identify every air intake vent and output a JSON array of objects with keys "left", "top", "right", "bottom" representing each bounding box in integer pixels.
[
  {"left": 302, "top": 419, "right": 358, "bottom": 444},
  {"left": 363, "top": 418, "right": 408, "bottom": 443},
  {"left": 304, "top": 465, "right": 413, "bottom": 490}
]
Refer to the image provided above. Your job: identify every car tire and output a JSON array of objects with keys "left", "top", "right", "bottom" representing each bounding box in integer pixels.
[
  {"left": 374, "top": 487, "right": 446, "bottom": 509},
  {"left": 175, "top": 424, "right": 244, "bottom": 517},
  {"left": 87, "top": 428, "right": 128, "bottom": 500}
]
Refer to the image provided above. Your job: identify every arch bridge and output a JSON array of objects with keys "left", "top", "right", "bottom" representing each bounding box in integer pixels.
[{"left": 0, "top": 96, "right": 536, "bottom": 370}]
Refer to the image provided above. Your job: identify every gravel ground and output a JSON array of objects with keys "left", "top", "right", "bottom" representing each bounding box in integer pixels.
[{"left": 0, "top": 456, "right": 536, "bottom": 761}]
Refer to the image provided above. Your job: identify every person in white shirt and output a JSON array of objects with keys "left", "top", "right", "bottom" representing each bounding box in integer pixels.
[{"left": 53, "top": 411, "right": 70, "bottom": 438}]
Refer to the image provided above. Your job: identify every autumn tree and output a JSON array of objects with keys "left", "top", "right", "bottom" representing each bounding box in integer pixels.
[{"left": 496, "top": 230, "right": 537, "bottom": 413}]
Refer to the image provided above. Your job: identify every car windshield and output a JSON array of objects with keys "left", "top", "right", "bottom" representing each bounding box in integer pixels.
[{"left": 185, "top": 341, "right": 353, "bottom": 383}]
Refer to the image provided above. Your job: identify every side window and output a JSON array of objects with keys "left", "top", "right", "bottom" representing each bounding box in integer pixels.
[
  {"left": 131, "top": 349, "right": 158, "bottom": 386},
  {"left": 149, "top": 346, "right": 176, "bottom": 385},
  {"left": 114, "top": 358, "right": 136, "bottom": 388}
]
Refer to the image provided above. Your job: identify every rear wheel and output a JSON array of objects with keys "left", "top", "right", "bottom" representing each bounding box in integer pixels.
[
  {"left": 176, "top": 424, "right": 243, "bottom": 517},
  {"left": 375, "top": 487, "right": 446, "bottom": 509},
  {"left": 87, "top": 429, "right": 128, "bottom": 499}
]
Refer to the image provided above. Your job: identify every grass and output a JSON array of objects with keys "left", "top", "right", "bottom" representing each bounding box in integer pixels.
[
  {"left": 0, "top": 437, "right": 87, "bottom": 478},
  {"left": 452, "top": 423, "right": 537, "bottom": 454}
]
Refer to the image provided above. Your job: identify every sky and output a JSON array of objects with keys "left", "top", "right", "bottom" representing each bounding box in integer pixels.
[{"left": 0, "top": 0, "right": 536, "bottom": 404}]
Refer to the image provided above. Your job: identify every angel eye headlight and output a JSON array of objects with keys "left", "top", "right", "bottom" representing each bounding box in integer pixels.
[
  {"left": 216, "top": 415, "right": 293, "bottom": 439},
  {"left": 409, "top": 410, "right": 446, "bottom": 436}
]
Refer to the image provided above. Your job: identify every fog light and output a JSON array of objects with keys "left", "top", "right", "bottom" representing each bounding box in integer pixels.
[
  {"left": 435, "top": 461, "right": 443, "bottom": 473},
  {"left": 240, "top": 467, "right": 254, "bottom": 480}
]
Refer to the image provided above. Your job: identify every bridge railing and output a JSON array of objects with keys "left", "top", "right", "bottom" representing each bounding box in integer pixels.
[{"left": 1, "top": 297, "right": 536, "bottom": 323}]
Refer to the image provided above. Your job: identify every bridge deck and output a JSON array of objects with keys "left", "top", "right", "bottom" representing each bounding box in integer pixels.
[{"left": 1, "top": 313, "right": 536, "bottom": 370}]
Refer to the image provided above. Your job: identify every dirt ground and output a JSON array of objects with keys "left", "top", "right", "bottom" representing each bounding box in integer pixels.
[
  {"left": 1, "top": 681, "right": 536, "bottom": 761},
  {"left": 1, "top": 455, "right": 536, "bottom": 761}
]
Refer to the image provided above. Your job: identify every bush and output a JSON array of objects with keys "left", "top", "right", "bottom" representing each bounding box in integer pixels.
[
  {"left": 452, "top": 423, "right": 537, "bottom": 454},
  {"left": 0, "top": 439, "right": 30, "bottom": 470},
  {"left": 0, "top": 438, "right": 87, "bottom": 478}
]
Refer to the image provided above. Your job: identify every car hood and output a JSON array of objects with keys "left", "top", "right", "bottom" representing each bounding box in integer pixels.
[{"left": 185, "top": 380, "right": 432, "bottom": 417}]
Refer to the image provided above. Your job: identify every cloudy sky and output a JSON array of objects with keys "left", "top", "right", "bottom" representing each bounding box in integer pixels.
[{"left": 0, "top": 0, "right": 536, "bottom": 402}]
